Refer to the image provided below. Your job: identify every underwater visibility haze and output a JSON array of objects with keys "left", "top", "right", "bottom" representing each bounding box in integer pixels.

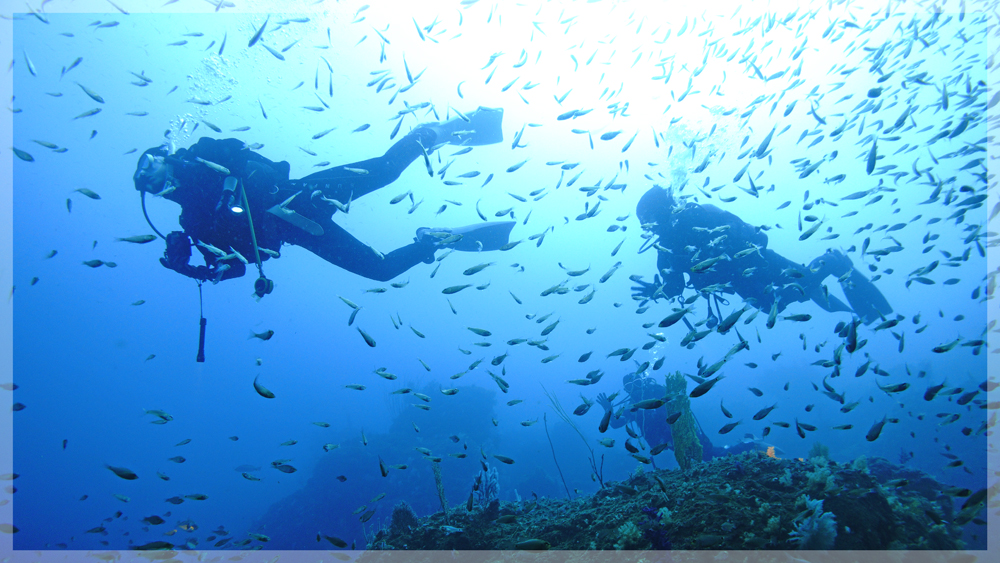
[{"left": 4, "top": 0, "right": 997, "bottom": 556}]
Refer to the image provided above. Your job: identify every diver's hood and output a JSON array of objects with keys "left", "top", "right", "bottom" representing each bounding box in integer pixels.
[{"left": 636, "top": 186, "right": 675, "bottom": 224}]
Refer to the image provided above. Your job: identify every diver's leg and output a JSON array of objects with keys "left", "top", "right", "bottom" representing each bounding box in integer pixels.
[
  {"left": 293, "top": 107, "right": 504, "bottom": 202},
  {"left": 807, "top": 249, "right": 891, "bottom": 321},
  {"left": 758, "top": 248, "right": 810, "bottom": 311},
  {"left": 802, "top": 249, "right": 854, "bottom": 313},
  {"left": 842, "top": 270, "right": 893, "bottom": 323},
  {"left": 292, "top": 127, "right": 436, "bottom": 203},
  {"left": 281, "top": 217, "right": 435, "bottom": 282},
  {"left": 807, "top": 285, "right": 854, "bottom": 314}
]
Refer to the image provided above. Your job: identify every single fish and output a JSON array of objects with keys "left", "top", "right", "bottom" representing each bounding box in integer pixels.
[
  {"left": 442, "top": 284, "right": 472, "bottom": 294},
  {"left": 866, "top": 416, "right": 888, "bottom": 441},
  {"left": 116, "top": 234, "right": 156, "bottom": 244},
  {"left": 249, "top": 329, "right": 274, "bottom": 340},
  {"left": 689, "top": 375, "right": 725, "bottom": 398},
  {"left": 74, "top": 188, "right": 101, "bottom": 199},
  {"left": 248, "top": 15, "right": 269, "bottom": 47},
  {"left": 75, "top": 82, "right": 104, "bottom": 103},
  {"left": 252, "top": 375, "right": 275, "bottom": 399},
  {"left": 105, "top": 465, "right": 138, "bottom": 480},
  {"left": 357, "top": 327, "right": 377, "bottom": 347}
]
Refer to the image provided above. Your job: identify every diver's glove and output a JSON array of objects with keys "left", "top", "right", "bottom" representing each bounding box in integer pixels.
[
  {"left": 630, "top": 274, "right": 663, "bottom": 302},
  {"left": 161, "top": 231, "right": 192, "bottom": 270},
  {"left": 595, "top": 392, "right": 614, "bottom": 413},
  {"left": 159, "top": 231, "right": 211, "bottom": 281}
]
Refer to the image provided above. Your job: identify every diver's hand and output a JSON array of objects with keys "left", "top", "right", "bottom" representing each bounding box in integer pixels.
[
  {"left": 159, "top": 231, "right": 211, "bottom": 281},
  {"left": 630, "top": 274, "right": 662, "bottom": 302},
  {"left": 596, "top": 392, "right": 614, "bottom": 412},
  {"left": 162, "top": 232, "right": 192, "bottom": 270}
]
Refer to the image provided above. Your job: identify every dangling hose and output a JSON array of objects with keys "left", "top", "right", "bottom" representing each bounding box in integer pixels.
[
  {"left": 637, "top": 233, "right": 658, "bottom": 254},
  {"left": 143, "top": 171, "right": 272, "bottom": 363},
  {"left": 238, "top": 178, "right": 265, "bottom": 279},
  {"left": 141, "top": 191, "right": 167, "bottom": 240},
  {"left": 196, "top": 281, "right": 207, "bottom": 363},
  {"left": 238, "top": 179, "right": 276, "bottom": 299},
  {"left": 142, "top": 190, "right": 206, "bottom": 362}
]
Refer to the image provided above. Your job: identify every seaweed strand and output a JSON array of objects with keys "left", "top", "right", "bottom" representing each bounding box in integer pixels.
[
  {"left": 542, "top": 385, "right": 604, "bottom": 488},
  {"left": 543, "top": 412, "right": 573, "bottom": 500}
]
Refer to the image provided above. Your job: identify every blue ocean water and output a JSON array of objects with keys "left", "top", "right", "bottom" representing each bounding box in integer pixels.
[{"left": 6, "top": 0, "right": 992, "bottom": 553}]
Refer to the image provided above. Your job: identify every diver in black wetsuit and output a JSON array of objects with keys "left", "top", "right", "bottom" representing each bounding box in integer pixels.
[
  {"left": 595, "top": 372, "right": 755, "bottom": 466},
  {"left": 133, "top": 107, "right": 514, "bottom": 296},
  {"left": 630, "top": 186, "right": 892, "bottom": 326}
]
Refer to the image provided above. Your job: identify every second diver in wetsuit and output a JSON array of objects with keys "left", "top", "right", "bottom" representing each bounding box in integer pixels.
[{"left": 630, "top": 186, "right": 892, "bottom": 326}]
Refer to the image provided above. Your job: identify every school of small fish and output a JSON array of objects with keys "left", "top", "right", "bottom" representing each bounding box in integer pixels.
[{"left": 5, "top": 0, "right": 997, "bottom": 551}]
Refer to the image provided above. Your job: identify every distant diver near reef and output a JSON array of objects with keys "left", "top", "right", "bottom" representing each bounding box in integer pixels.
[
  {"left": 132, "top": 106, "right": 512, "bottom": 361},
  {"left": 630, "top": 186, "right": 892, "bottom": 328},
  {"left": 596, "top": 372, "right": 759, "bottom": 468}
]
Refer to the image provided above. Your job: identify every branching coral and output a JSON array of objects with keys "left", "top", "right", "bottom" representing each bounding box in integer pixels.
[
  {"left": 389, "top": 501, "right": 418, "bottom": 536},
  {"left": 473, "top": 463, "right": 499, "bottom": 508}
]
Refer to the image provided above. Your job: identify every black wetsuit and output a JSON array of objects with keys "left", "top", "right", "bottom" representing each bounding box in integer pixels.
[
  {"left": 646, "top": 200, "right": 855, "bottom": 316},
  {"left": 137, "top": 128, "right": 439, "bottom": 283}
]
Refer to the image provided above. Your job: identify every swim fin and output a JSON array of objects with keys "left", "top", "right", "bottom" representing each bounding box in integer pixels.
[
  {"left": 841, "top": 270, "right": 892, "bottom": 325},
  {"left": 416, "top": 221, "right": 515, "bottom": 252}
]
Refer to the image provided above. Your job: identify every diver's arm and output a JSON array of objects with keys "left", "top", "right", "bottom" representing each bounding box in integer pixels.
[
  {"left": 697, "top": 204, "right": 768, "bottom": 249},
  {"left": 193, "top": 245, "right": 247, "bottom": 281},
  {"left": 159, "top": 232, "right": 247, "bottom": 282},
  {"left": 159, "top": 232, "right": 212, "bottom": 281},
  {"left": 656, "top": 251, "right": 686, "bottom": 298},
  {"left": 633, "top": 237, "right": 686, "bottom": 302},
  {"left": 596, "top": 392, "right": 628, "bottom": 430}
]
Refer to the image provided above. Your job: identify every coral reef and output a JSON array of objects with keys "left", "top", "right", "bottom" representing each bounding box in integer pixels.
[{"left": 364, "top": 454, "right": 965, "bottom": 552}]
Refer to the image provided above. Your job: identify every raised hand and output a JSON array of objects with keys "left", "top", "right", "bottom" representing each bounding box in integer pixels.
[{"left": 630, "top": 274, "right": 663, "bottom": 302}]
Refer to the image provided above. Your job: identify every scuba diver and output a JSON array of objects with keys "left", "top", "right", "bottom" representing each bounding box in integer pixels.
[
  {"left": 133, "top": 106, "right": 514, "bottom": 298},
  {"left": 630, "top": 186, "right": 892, "bottom": 326},
  {"left": 595, "top": 372, "right": 758, "bottom": 466}
]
